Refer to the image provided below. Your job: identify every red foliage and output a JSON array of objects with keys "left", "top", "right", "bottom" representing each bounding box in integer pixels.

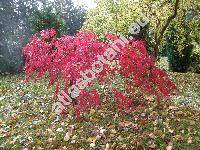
[{"left": 23, "top": 29, "right": 176, "bottom": 119}]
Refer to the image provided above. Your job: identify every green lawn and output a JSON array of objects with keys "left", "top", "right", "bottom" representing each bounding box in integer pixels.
[{"left": 0, "top": 72, "right": 199, "bottom": 149}]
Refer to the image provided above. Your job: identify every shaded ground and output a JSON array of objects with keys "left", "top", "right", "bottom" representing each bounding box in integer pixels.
[{"left": 0, "top": 72, "right": 200, "bottom": 149}]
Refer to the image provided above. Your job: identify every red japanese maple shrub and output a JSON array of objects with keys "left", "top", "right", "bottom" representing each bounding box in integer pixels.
[{"left": 23, "top": 29, "right": 176, "bottom": 119}]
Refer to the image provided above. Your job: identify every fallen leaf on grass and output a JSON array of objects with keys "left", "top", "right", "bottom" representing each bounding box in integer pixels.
[
  {"left": 149, "top": 133, "right": 155, "bottom": 139},
  {"left": 64, "top": 132, "right": 71, "bottom": 141},
  {"left": 188, "top": 136, "right": 192, "bottom": 144},
  {"left": 90, "top": 143, "right": 96, "bottom": 148},
  {"left": 105, "top": 143, "right": 110, "bottom": 150},
  {"left": 175, "top": 134, "right": 184, "bottom": 141},
  {"left": 154, "top": 130, "right": 163, "bottom": 137},
  {"left": 56, "top": 127, "right": 63, "bottom": 132},
  {"left": 166, "top": 142, "right": 173, "bottom": 150},
  {"left": 148, "top": 142, "right": 156, "bottom": 149},
  {"left": 90, "top": 109, "right": 96, "bottom": 115},
  {"left": 168, "top": 106, "right": 178, "bottom": 110},
  {"left": 36, "top": 140, "right": 43, "bottom": 145},
  {"left": 139, "top": 119, "right": 146, "bottom": 126},
  {"left": 87, "top": 136, "right": 97, "bottom": 143}
]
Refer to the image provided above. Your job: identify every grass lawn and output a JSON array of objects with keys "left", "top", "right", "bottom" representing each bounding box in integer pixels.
[{"left": 0, "top": 72, "right": 199, "bottom": 149}]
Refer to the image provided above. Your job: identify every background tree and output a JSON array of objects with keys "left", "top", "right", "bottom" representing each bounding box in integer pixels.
[
  {"left": 162, "top": 2, "right": 200, "bottom": 72},
  {"left": 83, "top": 0, "right": 199, "bottom": 58},
  {"left": 83, "top": 0, "right": 140, "bottom": 36},
  {"left": 52, "top": 0, "right": 86, "bottom": 35},
  {"left": 30, "top": 5, "right": 67, "bottom": 37},
  {"left": 0, "top": 0, "right": 38, "bottom": 73}
]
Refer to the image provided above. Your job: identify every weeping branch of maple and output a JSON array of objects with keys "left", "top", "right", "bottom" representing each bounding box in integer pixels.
[{"left": 154, "top": 0, "right": 180, "bottom": 58}]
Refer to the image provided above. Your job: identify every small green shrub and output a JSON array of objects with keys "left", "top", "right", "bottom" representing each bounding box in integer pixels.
[{"left": 164, "top": 23, "right": 193, "bottom": 72}]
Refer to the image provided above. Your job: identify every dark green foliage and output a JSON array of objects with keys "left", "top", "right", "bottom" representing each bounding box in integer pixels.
[
  {"left": 161, "top": 5, "right": 200, "bottom": 73},
  {"left": 190, "top": 45, "right": 200, "bottom": 74},
  {"left": 30, "top": 6, "right": 67, "bottom": 37},
  {"left": 165, "top": 25, "right": 193, "bottom": 72},
  {"left": 45, "top": 0, "right": 86, "bottom": 35},
  {"left": 162, "top": 7, "right": 199, "bottom": 73},
  {"left": 54, "top": 0, "right": 86, "bottom": 35}
]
